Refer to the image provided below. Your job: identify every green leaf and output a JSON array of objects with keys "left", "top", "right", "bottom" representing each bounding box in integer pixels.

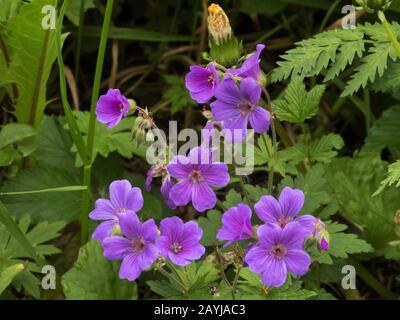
[
  {"left": 0, "top": 165, "right": 82, "bottom": 222},
  {"left": 238, "top": 268, "right": 316, "bottom": 300},
  {"left": 0, "top": 214, "right": 64, "bottom": 297},
  {"left": 3, "top": 0, "right": 60, "bottom": 126},
  {"left": 363, "top": 105, "right": 400, "bottom": 152},
  {"left": 374, "top": 160, "right": 400, "bottom": 195},
  {"left": 326, "top": 153, "right": 400, "bottom": 258},
  {"left": 280, "top": 133, "right": 344, "bottom": 164},
  {"left": 198, "top": 210, "right": 222, "bottom": 246},
  {"left": 223, "top": 189, "right": 243, "bottom": 208},
  {"left": 271, "top": 29, "right": 365, "bottom": 82},
  {"left": 72, "top": 111, "right": 147, "bottom": 166},
  {"left": 0, "top": 263, "right": 25, "bottom": 294},
  {"left": 272, "top": 77, "right": 325, "bottom": 123},
  {"left": 36, "top": 116, "right": 76, "bottom": 170},
  {"left": 279, "top": 164, "right": 331, "bottom": 214},
  {"left": 65, "top": 0, "right": 94, "bottom": 26},
  {"left": 162, "top": 75, "right": 196, "bottom": 113},
  {"left": 61, "top": 240, "right": 138, "bottom": 300},
  {"left": 372, "top": 60, "right": 400, "bottom": 98},
  {"left": 148, "top": 261, "right": 221, "bottom": 299},
  {"left": 326, "top": 221, "right": 373, "bottom": 259}
]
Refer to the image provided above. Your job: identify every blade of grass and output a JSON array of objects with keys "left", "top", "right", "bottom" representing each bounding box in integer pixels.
[
  {"left": 0, "top": 201, "right": 45, "bottom": 266},
  {"left": 0, "top": 186, "right": 86, "bottom": 196},
  {"left": 81, "top": 0, "right": 114, "bottom": 245},
  {"left": 56, "top": 0, "right": 89, "bottom": 164}
]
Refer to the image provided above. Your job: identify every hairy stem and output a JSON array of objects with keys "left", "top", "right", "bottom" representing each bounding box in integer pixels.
[{"left": 378, "top": 10, "right": 400, "bottom": 57}]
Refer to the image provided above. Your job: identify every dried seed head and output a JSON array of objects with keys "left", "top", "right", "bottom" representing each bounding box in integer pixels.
[{"left": 207, "top": 4, "right": 232, "bottom": 45}]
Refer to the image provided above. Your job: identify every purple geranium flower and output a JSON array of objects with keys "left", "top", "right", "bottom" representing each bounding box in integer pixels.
[
  {"left": 156, "top": 216, "right": 205, "bottom": 266},
  {"left": 210, "top": 77, "right": 270, "bottom": 139},
  {"left": 102, "top": 214, "right": 158, "bottom": 281},
  {"left": 167, "top": 147, "right": 230, "bottom": 212},
  {"left": 146, "top": 165, "right": 176, "bottom": 209},
  {"left": 245, "top": 222, "right": 311, "bottom": 287},
  {"left": 217, "top": 203, "right": 254, "bottom": 247},
  {"left": 227, "top": 44, "right": 265, "bottom": 81},
  {"left": 254, "top": 187, "right": 316, "bottom": 235},
  {"left": 89, "top": 180, "right": 143, "bottom": 241},
  {"left": 96, "top": 88, "right": 131, "bottom": 128},
  {"left": 185, "top": 63, "right": 219, "bottom": 103}
]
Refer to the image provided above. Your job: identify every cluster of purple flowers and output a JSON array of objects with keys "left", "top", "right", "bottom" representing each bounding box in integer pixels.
[
  {"left": 217, "top": 187, "right": 329, "bottom": 287},
  {"left": 90, "top": 180, "right": 205, "bottom": 281},
  {"left": 147, "top": 147, "right": 230, "bottom": 213},
  {"left": 90, "top": 180, "right": 328, "bottom": 286},
  {"left": 185, "top": 44, "right": 270, "bottom": 139}
]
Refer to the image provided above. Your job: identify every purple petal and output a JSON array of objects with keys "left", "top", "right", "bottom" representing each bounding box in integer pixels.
[
  {"left": 125, "top": 187, "right": 144, "bottom": 213},
  {"left": 161, "top": 177, "right": 177, "bottom": 209},
  {"left": 201, "top": 163, "right": 230, "bottom": 187},
  {"left": 178, "top": 244, "right": 205, "bottom": 263},
  {"left": 214, "top": 78, "right": 241, "bottom": 105},
  {"left": 168, "top": 251, "right": 192, "bottom": 266},
  {"left": 191, "top": 182, "right": 217, "bottom": 212},
  {"left": 249, "top": 106, "right": 270, "bottom": 133},
  {"left": 159, "top": 216, "right": 184, "bottom": 243},
  {"left": 285, "top": 249, "right": 311, "bottom": 276},
  {"left": 156, "top": 236, "right": 171, "bottom": 257},
  {"left": 295, "top": 214, "right": 317, "bottom": 236},
  {"left": 109, "top": 180, "right": 133, "bottom": 209},
  {"left": 102, "top": 236, "right": 132, "bottom": 260},
  {"left": 89, "top": 199, "right": 116, "bottom": 220},
  {"left": 261, "top": 257, "right": 287, "bottom": 287},
  {"left": 141, "top": 219, "right": 158, "bottom": 242},
  {"left": 257, "top": 223, "right": 281, "bottom": 250},
  {"left": 254, "top": 195, "right": 283, "bottom": 224},
  {"left": 118, "top": 213, "right": 141, "bottom": 239},
  {"left": 239, "top": 77, "right": 261, "bottom": 105},
  {"left": 279, "top": 187, "right": 305, "bottom": 218},
  {"left": 92, "top": 220, "right": 117, "bottom": 241},
  {"left": 168, "top": 180, "right": 193, "bottom": 207},
  {"left": 119, "top": 253, "right": 142, "bottom": 281},
  {"left": 245, "top": 245, "right": 270, "bottom": 273},
  {"left": 228, "top": 44, "right": 265, "bottom": 81},
  {"left": 139, "top": 243, "right": 159, "bottom": 270},
  {"left": 280, "top": 222, "right": 308, "bottom": 249},
  {"left": 210, "top": 100, "right": 240, "bottom": 123},
  {"left": 167, "top": 155, "right": 192, "bottom": 179}
]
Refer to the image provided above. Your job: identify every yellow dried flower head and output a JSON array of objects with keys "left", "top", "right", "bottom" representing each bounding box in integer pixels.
[{"left": 207, "top": 4, "right": 232, "bottom": 45}]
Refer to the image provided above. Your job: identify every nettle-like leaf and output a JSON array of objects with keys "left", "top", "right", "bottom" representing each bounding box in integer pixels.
[
  {"left": 147, "top": 261, "right": 221, "bottom": 299},
  {"left": 72, "top": 111, "right": 147, "bottom": 166},
  {"left": 271, "top": 28, "right": 365, "bottom": 82},
  {"left": 162, "top": 75, "right": 196, "bottom": 114},
  {"left": 198, "top": 210, "right": 222, "bottom": 247},
  {"left": 279, "top": 133, "right": 344, "bottom": 165},
  {"left": 326, "top": 153, "right": 400, "bottom": 259},
  {"left": 272, "top": 76, "right": 326, "bottom": 123},
  {"left": 0, "top": 123, "right": 37, "bottom": 167},
  {"left": 253, "top": 134, "right": 287, "bottom": 176},
  {"left": 271, "top": 23, "right": 400, "bottom": 97},
  {"left": 374, "top": 160, "right": 400, "bottom": 196},
  {"left": 279, "top": 164, "right": 331, "bottom": 214},
  {"left": 2, "top": 0, "right": 60, "bottom": 126},
  {"left": 373, "top": 60, "right": 400, "bottom": 98},
  {"left": 0, "top": 215, "right": 65, "bottom": 298},
  {"left": 363, "top": 105, "right": 400, "bottom": 152},
  {"left": 237, "top": 268, "right": 316, "bottom": 300},
  {"left": 0, "top": 165, "right": 82, "bottom": 223},
  {"left": 61, "top": 240, "right": 138, "bottom": 300}
]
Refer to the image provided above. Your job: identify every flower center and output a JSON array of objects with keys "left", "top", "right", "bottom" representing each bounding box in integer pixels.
[
  {"left": 208, "top": 74, "right": 215, "bottom": 85},
  {"left": 170, "top": 242, "right": 182, "bottom": 253},
  {"left": 189, "top": 169, "right": 203, "bottom": 183},
  {"left": 237, "top": 100, "right": 254, "bottom": 116},
  {"left": 115, "top": 207, "right": 127, "bottom": 215},
  {"left": 270, "top": 244, "right": 287, "bottom": 260},
  {"left": 132, "top": 237, "right": 146, "bottom": 252},
  {"left": 277, "top": 216, "right": 292, "bottom": 228},
  {"left": 119, "top": 103, "right": 124, "bottom": 113}
]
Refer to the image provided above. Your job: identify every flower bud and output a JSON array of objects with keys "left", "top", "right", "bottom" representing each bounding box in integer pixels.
[
  {"left": 207, "top": 4, "right": 242, "bottom": 67},
  {"left": 355, "top": 0, "right": 392, "bottom": 12},
  {"left": 128, "top": 99, "right": 137, "bottom": 112},
  {"left": 202, "top": 109, "right": 214, "bottom": 121},
  {"left": 314, "top": 219, "right": 330, "bottom": 251}
]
